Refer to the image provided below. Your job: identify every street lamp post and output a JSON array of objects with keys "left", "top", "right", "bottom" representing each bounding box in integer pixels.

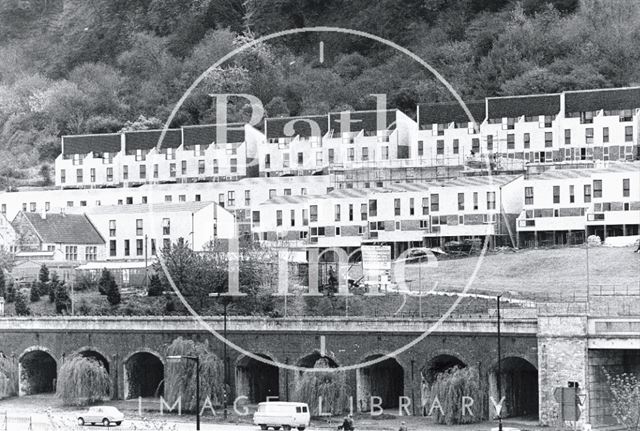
[
  {"left": 496, "top": 294, "right": 503, "bottom": 431},
  {"left": 167, "top": 355, "right": 200, "bottom": 430}
]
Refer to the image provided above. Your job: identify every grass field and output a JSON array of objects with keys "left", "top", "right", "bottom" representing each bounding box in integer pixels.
[{"left": 403, "top": 244, "right": 640, "bottom": 299}]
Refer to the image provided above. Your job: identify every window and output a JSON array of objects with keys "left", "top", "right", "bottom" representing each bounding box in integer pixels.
[
  {"left": 369, "top": 199, "right": 377, "bottom": 217},
  {"left": 297, "top": 152, "right": 303, "bottom": 165},
  {"left": 264, "top": 154, "right": 271, "bottom": 169},
  {"left": 301, "top": 188, "right": 307, "bottom": 195},
  {"left": 193, "top": 195, "right": 199, "bottom": 202},
  {"left": 593, "top": 180, "right": 602, "bottom": 198},
  {"left": 394, "top": 198, "right": 401, "bottom": 216},
  {"left": 507, "top": 134, "right": 515, "bottom": 150},
  {"left": 472, "top": 138, "right": 480, "bottom": 154},
  {"left": 623, "top": 178, "right": 630, "bottom": 197},
  {"left": 302, "top": 209, "right": 308, "bottom": 225},
  {"left": 124, "top": 240, "right": 130, "bottom": 256},
  {"left": 142, "top": 196, "right": 148, "bottom": 203},
  {"left": 487, "top": 135, "right": 493, "bottom": 151},
  {"left": 621, "top": 109, "right": 633, "bottom": 121},
  {"left": 29, "top": 202, "right": 36, "bottom": 212},
  {"left": 139, "top": 164, "right": 146, "bottom": 179},
  {"left": 584, "top": 184, "right": 592, "bottom": 203},
  {"left": 310, "top": 205, "right": 318, "bottom": 222},
  {"left": 361, "top": 203, "right": 368, "bottom": 220},
  {"left": 585, "top": 128, "right": 594, "bottom": 145},
  {"left": 109, "top": 240, "right": 116, "bottom": 257},
  {"left": 162, "top": 218, "right": 170, "bottom": 235},
  {"left": 1, "top": 204, "right": 6, "bottom": 215},
  {"left": 218, "top": 193, "right": 224, "bottom": 207},
  {"left": 564, "top": 129, "right": 571, "bottom": 145},
  {"left": 169, "top": 163, "right": 176, "bottom": 177},
  {"left": 290, "top": 210, "right": 295, "bottom": 226},
  {"left": 437, "top": 123, "right": 445, "bottom": 136},
  {"left": 381, "top": 146, "right": 389, "bottom": 160},
  {"left": 418, "top": 141, "right": 424, "bottom": 156},
  {"left": 473, "top": 192, "right": 478, "bottom": 210},
  {"left": 348, "top": 204, "right": 354, "bottom": 221},
  {"left": 409, "top": 198, "right": 415, "bottom": 216},
  {"left": 65, "top": 246, "right": 78, "bottom": 261},
  {"left": 109, "top": 220, "right": 116, "bottom": 236},
  {"left": 181, "top": 160, "right": 187, "bottom": 175},
  {"left": 45, "top": 202, "right": 50, "bottom": 211},
  {"left": 487, "top": 191, "right": 496, "bottom": 210},
  {"left": 422, "top": 197, "right": 429, "bottom": 215},
  {"left": 60, "top": 169, "right": 66, "bottom": 184},
  {"left": 569, "top": 185, "right": 575, "bottom": 203},
  {"left": 553, "top": 186, "right": 560, "bottom": 204},
  {"left": 165, "top": 148, "right": 175, "bottom": 160},
  {"left": 430, "top": 194, "right": 439, "bottom": 212},
  {"left": 230, "top": 158, "right": 237, "bottom": 173},
  {"left": 276, "top": 210, "right": 283, "bottom": 226},
  {"left": 76, "top": 169, "right": 83, "bottom": 183},
  {"left": 335, "top": 204, "right": 341, "bottom": 221},
  {"left": 269, "top": 189, "right": 276, "bottom": 199},
  {"left": 348, "top": 148, "right": 354, "bottom": 161},
  {"left": 153, "top": 164, "right": 158, "bottom": 178},
  {"left": 544, "top": 115, "right": 553, "bottom": 127},
  {"left": 163, "top": 238, "right": 171, "bottom": 250},
  {"left": 436, "top": 140, "right": 444, "bottom": 155},
  {"left": 136, "top": 239, "right": 143, "bottom": 256},
  {"left": 603, "top": 127, "right": 609, "bottom": 143},
  {"left": 524, "top": 133, "right": 530, "bottom": 149},
  {"left": 625, "top": 126, "right": 633, "bottom": 142},
  {"left": 198, "top": 160, "right": 205, "bottom": 174},
  {"left": 545, "top": 132, "right": 553, "bottom": 147},
  {"left": 179, "top": 194, "right": 186, "bottom": 202},
  {"left": 164, "top": 195, "right": 172, "bottom": 202},
  {"left": 362, "top": 147, "right": 369, "bottom": 161},
  {"left": 136, "top": 219, "right": 143, "bottom": 236},
  {"left": 245, "top": 190, "right": 251, "bottom": 206},
  {"left": 126, "top": 197, "right": 133, "bottom": 205},
  {"left": 581, "top": 111, "right": 594, "bottom": 124},
  {"left": 458, "top": 193, "right": 464, "bottom": 211},
  {"left": 284, "top": 188, "right": 291, "bottom": 196},
  {"left": 228, "top": 191, "right": 235, "bottom": 207},
  {"left": 524, "top": 187, "right": 534, "bottom": 205},
  {"left": 453, "top": 139, "right": 459, "bottom": 154}
]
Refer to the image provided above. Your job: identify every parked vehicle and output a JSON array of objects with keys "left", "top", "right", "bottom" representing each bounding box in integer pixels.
[
  {"left": 77, "top": 406, "right": 124, "bottom": 427},
  {"left": 253, "top": 401, "right": 310, "bottom": 430}
]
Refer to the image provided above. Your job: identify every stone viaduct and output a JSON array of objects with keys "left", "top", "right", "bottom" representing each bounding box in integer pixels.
[{"left": 0, "top": 306, "right": 637, "bottom": 428}]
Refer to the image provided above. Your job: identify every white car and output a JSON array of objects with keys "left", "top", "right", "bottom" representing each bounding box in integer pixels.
[
  {"left": 253, "top": 401, "right": 310, "bottom": 431},
  {"left": 77, "top": 406, "right": 124, "bottom": 427}
]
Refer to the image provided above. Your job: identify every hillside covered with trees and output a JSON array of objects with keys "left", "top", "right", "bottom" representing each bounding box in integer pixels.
[{"left": 0, "top": 0, "right": 638, "bottom": 186}]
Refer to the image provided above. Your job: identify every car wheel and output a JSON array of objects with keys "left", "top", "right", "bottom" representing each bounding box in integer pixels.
[
  {"left": 115, "top": 422, "right": 121, "bottom": 426},
  {"left": 259, "top": 425, "right": 267, "bottom": 430},
  {"left": 283, "top": 426, "right": 292, "bottom": 431},
  {"left": 102, "top": 418, "right": 110, "bottom": 427},
  {"left": 297, "top": 428, "right": 306, "bottom": 431},
  {"left": 77, "top": 418, "right": 85, "bottom": 426},
  {"left": 274, "top": 427, "right": 280, "bottom": 430}
]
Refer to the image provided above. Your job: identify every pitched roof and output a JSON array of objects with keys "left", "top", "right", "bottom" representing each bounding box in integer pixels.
[
  {"left": 328, "top": 110, "right": 397, "bottom": 134},
  {"left": 418, "top": 101, "right": 485, "bottom": 128},
  {"left": 182, "top": 124, "right": 245, "bottom": 147},
  {"left": 18, "top": 212, "right": 104, "bottom": 245},
  {"left": 124, "top": 129, "right": 182, "bottom": 151},
  {"left": 62, "top": 133, "right": 121, "bottom": 156},
  {"left": 265, "top": 115, "right": 329, "bottom": 139},
  {"left": 531, "top": 162, "right": 640, "bottom": 181},
  {"left": 487, "top": 94, "right": 560, "bottom": 119},
  {"left": 79, "top": 201, "right": 217, "bottom": 215},
  {"left": 564, "top": 87, "right": 640, "bottom": 113}
]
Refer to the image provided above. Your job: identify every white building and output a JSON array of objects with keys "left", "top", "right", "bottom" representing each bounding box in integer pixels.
[{"left": 516, "top": 162, "right": 640, "bottom": 247}]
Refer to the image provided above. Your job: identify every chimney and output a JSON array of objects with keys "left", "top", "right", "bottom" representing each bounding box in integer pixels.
[{"left": 40, "top": 208, "right": 47, "bottom": 220}]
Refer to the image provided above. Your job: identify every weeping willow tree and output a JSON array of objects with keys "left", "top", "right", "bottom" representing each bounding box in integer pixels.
[
  {"left": 164, "top": 337, "right": 224, "bottom": 412},
  {"left": 294, "top": 357, "right": 349, "bottom": 416},
  {"left": 57, "top": 356, "right": 110, "bottom": 406},
  {"left": 0, "top": 354, "right": 18, "bottom": 399},
  {"left": 427, "top": 366, "right": 486, "bottom": 425}
]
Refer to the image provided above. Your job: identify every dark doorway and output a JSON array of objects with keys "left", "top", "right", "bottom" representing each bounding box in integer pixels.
[
  {"left": 357, "top": 355, "right": 404, "bottom": 410},
  {"left": 491, "top": 357, "right": 538, "bottom": 419},
  {"left": 236, "top": 354, "right": 279, "bottom": 403},
  {"left": 125, "top": 352, "right": 164, "bottom": 399},
  {"left": 78, "top": 350, "right": 109, "bottom": 373},
  {"left": 19, "top": 350, "right": 57, "bottom": 395}
]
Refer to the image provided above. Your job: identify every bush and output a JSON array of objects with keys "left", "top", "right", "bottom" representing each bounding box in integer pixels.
[
  {"left": 294, "top": 357, "right": 349, "bottom": 416},
  {"left": 49, "top": 272, "right": 63, "bottom": 303},
  {"left": 427, "top": 366, "right": 486, "bottom": 424},
  {"left": 0, "top": 269, "right": 5, "bottom": 298},
  {"left": 29, "top": 284, "right": 40, "bottom": 302},
  {"left": 5, "top": 281, "right": 15, "bottom": 303},
  {"left": 164, "top": 337, "right": 224, "bottom": 412},
  {"left": 147, "top": 274, "right": 163, "bottom": 296},
  {"left": 57, "top": 355, "right": 110, "bottom": 406},
  {"left": 14, "top": 292, "right": 30, "bottom": 315},
  {"left": 99, "top": 269, "right": 120, "bottom": 305},
  {"left": 604, "top": 369, "right": 640, "bottom": 430},
  {"left": 54, "top": 283, "right": 70, "bottom": 314}
]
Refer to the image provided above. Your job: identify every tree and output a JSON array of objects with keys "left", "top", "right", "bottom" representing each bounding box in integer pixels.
[
  {"left": 164, "top": 337, "right": 224, "bottom": 412},
  {"left": 39, "top": 164, "right": 52, "bottom": 186},
  {"left": 49, "top": 272, "right": 62, "bottom": 303},
  {"left": 0, "top": 269, "right": 5, "bottom": 299},
  {"left": 5, "top": 281, "right": 15, "bottom": 303},
  {"left": 427, "top": 366, "right": 486, "bottom": 424},
  {"left": 14, "top": 292, "right": 30, "bottom": 316},
  {"left": 54, "top": 281, "right": 70, "bottom": 314},
  {"left": 604, "top": 369, "right": 640, "bottom": 431},
  {"left": 294, "top": 357, "right": 349, "bottom": 416},
  {"left": 38, "top": 263, "right": 50, "bottom": 296},
  {"left": 57, "top": 355, "right": 110, "bottom": 406},
  {"left": 104, "top": 271, "right": 121, "bottom": 306},
  {"left": 147, "top": 274, "right": 163, "bottom": 297},
  {"left": 29, "top": 283, "right": 40, "bottom": 302}
]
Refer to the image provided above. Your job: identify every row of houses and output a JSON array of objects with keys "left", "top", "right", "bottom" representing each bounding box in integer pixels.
[
  {"left": 55, "top": 86, "right": 640, "bottom": 189},
  {"left": 1, "top": 162, "right": 637, "bottom": 284}
]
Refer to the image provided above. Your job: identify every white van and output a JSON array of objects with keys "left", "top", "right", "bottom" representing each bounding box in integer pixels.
[{"left": 253, "top": 401, "right": 310, "bottom": 430}]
